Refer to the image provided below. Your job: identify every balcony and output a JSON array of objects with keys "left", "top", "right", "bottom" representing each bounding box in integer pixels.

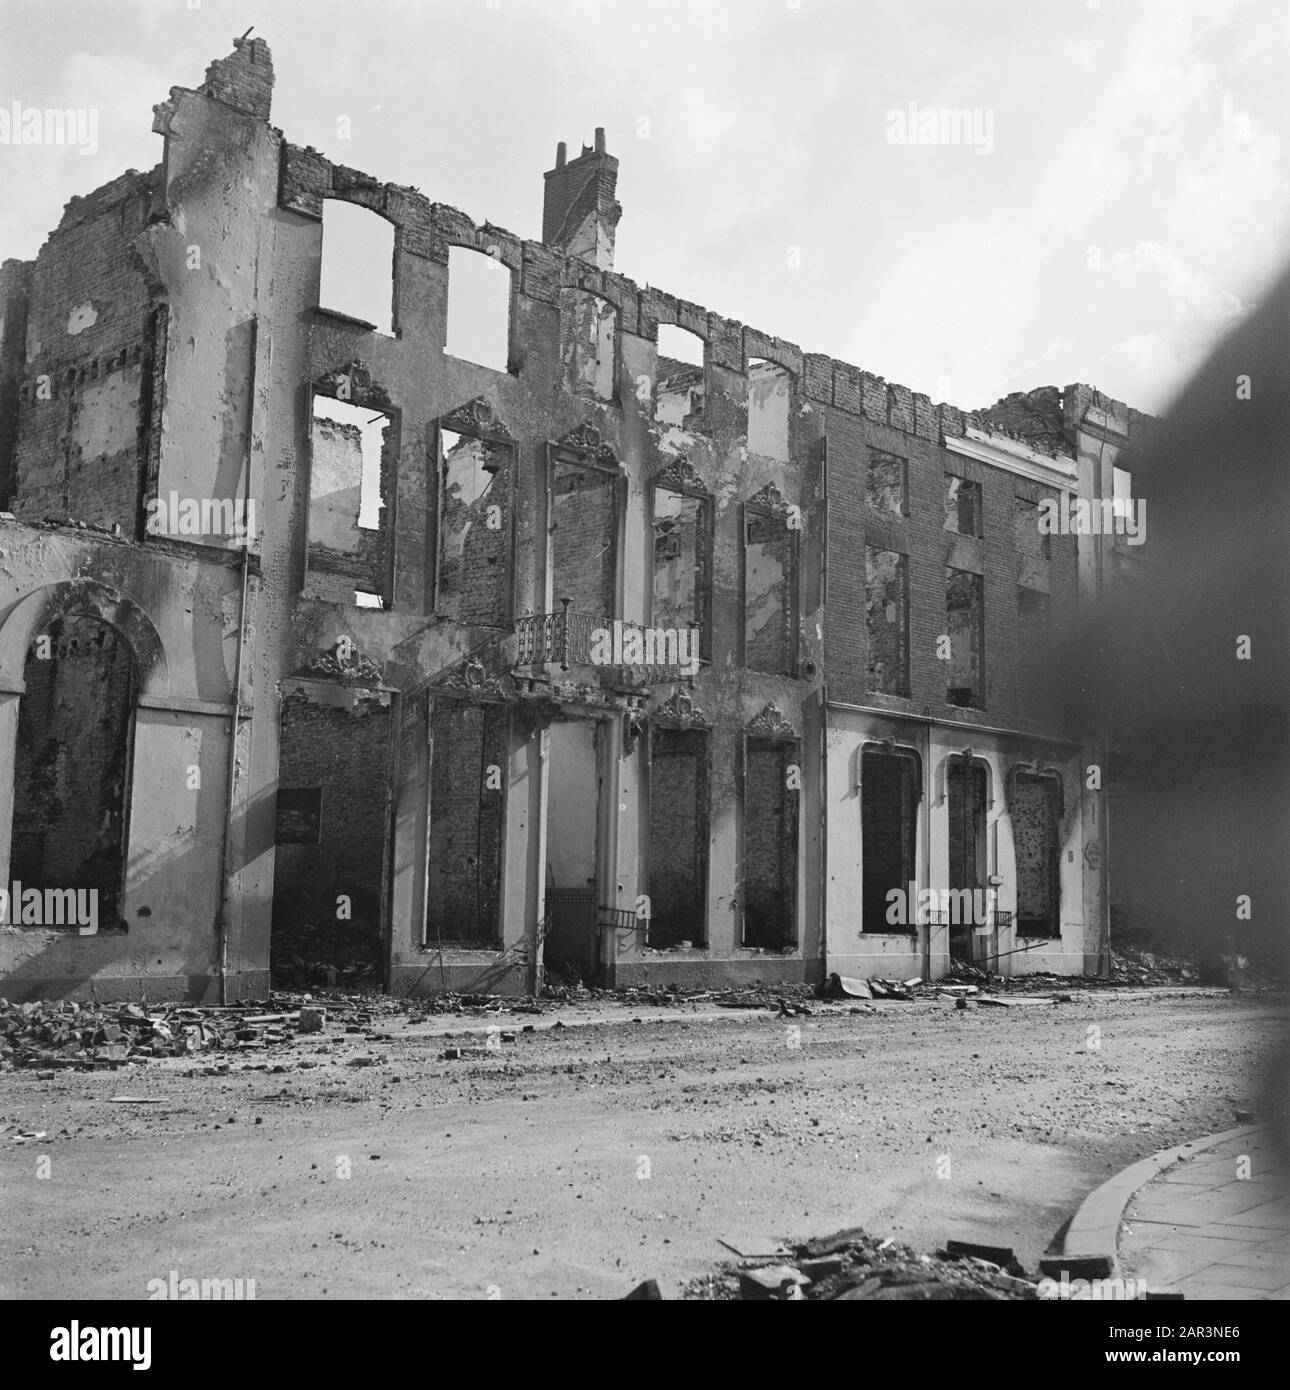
[{"left": 514, "top": 602, "right": 701, "bottom": 684}]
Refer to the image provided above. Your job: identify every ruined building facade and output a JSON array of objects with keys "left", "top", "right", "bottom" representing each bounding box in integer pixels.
[{"left": 0, "top": 39, "right": 1141, "bottom": 1001}]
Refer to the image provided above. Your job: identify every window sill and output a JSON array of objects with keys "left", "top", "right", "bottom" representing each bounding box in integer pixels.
[{"left": 313, "top": 305, "right": 393, "bottom": 336}]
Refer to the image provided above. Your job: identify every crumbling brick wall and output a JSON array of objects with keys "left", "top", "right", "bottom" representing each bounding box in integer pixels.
[
  {"left": 825, "top": 407, "right": 1079, "bottom": 725},
  {"left": 549, "top": 464, "right": 616, "bottom": 613},
  {"left": 271, "top": 697, "right": 391, "bottom": 981},
  {"left": 743, "top": 740, "right": 796, "bottom": 947},
  {"left": 648, "top": 728, "right": 707, "bottom": 946},
  {"left": 438, "top": 433, "right": 510, "bottom": 626},
  {"left": 425, "top": 700, "right": 506, "bottom": 945},
  {"left": 11, "top": 615, "right": 135, "bottom": 925},
  {"left": 11, "top": 169, "right": 160, "bottom": 529}
]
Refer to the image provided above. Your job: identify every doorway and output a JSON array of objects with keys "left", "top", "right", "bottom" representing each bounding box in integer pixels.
[
  {"left": 543, "top": 719, "right": 602, "bottom": 982},
  {"left": 947, "top": 758, "right": 987, "bottom": 963}
]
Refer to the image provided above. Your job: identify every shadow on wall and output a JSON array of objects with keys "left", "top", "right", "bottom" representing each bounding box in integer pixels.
[{"left": 1050, "top": 265, "right": 1290, "bottom": 1171}]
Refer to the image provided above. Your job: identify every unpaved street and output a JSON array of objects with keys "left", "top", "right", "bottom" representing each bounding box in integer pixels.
[{"left": 2, "top": 992, "right": 1283, "bottom": 1299}]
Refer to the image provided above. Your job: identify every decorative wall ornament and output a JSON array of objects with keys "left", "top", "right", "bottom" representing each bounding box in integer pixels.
[
  {"left": 746, "top": 480, "right": 791, "bottom": 517},
  {"left": 652, "top": 687, "right": 709, "bottom": 729},
  {"left": 558, "top": 420, "right": 618, "bottom": 466},
  {"left": 747, "top": 701, "right": 797, "bottom": 741},
  {"left": 298, "top": 638, "right": 382, "bottom": 687},
  {"left": 441, "top": 395, "right": 514, "bottom": 440},
  {"left": 435, "top": 651, "right": 512, "bottom": 700},
  {"left": 653, "top": 456, "right": 705, "bottom": 494},
  {"left": 316, "top": 361, "right": 391, "bottom": 407}
]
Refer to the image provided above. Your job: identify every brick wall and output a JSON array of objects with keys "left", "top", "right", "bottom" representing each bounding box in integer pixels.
[
  {"left": 744, "top": 510, "right": 793, "bottom": 673},
  {"left": 426, "top": 700, "right": 506, "bottom": 945},
  {"left": 11, "top": 615, "right": 134, "bottom": 925},
  {"left": 648, "top": 727, "right": 707, "bottom": 946},
  {"left": 438, "top": 433, "right": 510, "bottom": 625},
  {"left": 825, "top": 408, "right": 1080, "bottom": 726},
  {"left": 12, "top": 170, "right": 158, "bottom": 529},
  {"left": 272, "top": 698, "right": 390, "bottom": 977},
  {"left": 550, "top": 463, "right": 616, "bottom": 613},
  {"left": 744, "top": 740, "right": 797, "bottom": 947}
]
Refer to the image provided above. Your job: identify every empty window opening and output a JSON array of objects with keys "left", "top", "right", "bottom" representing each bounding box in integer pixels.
[
  {"left": 744, "top": 503, "right": 795, "bottom": 675},
  {"left": 307, "top": 396, "right": 392, "bottom": 603},
  {"left": 318, "top": 200, "right": 394, "bottom": 334},
  {"left": 945, "top": 566, "right": 983, "bottom": 708},
  {"left": 426, "top": 700, "right": 507, "bottom": 947},
  {"left": 655, "top": 324, "right": 705, "bottom": 426},
  {"left": 543, "top": 720, "right": 602, "bottom": 981},
  {"left": 652, "top": 485, "right": 710, "bottom": 655},
  {"left": 746, "top": 358, "right": 791, "bottom": 461},
  {"left": 1017, "top": 586, "right": 1052, "bottom": 715},
  {"left": 562, "top": 289, "right": 617, "bottom": 401},
  {"left": 865, "top": 546, "right": 907, "bottom": 695},
  {"left": 550, "top": 457, "right": 618, "bottom": 615},
  {"left": 861, "top": 748, "right": 920, "bottom": 933},
  {"left": 1113, "top": 465, "right": 1132, "bottom": 515},
  {"left": 867, "top": 450, "right": 907, "bottom": 514},
  {"left": 648, "top": 727, "right": 708, "bottom": 949},
  {"left": 311, "top": 397, "right": 387, "bottom": 530},
  {"left": 354, "top": 589, "right": 384, "bottom": 609},
  {"left": 1112, "top": 465, "right": 1139, "bottom": 541},
  {"left": 743, "top": 738, "right": 798, "bottom": 949},
  {"left": 436, "top": 428, "right": 511, "bottom": 626},
  {"left": 270, "top": 698, "right": 391, "bottom": 988},
  {"left": 1014, "top": 772, "right": 1062, "bottom": 937},
  {"left": 947, "top": 758, "right": 988, "bottom": 962},
  {"left": 445, "top": 245, "right": 511, "bottom": 372},
  {"left": 944, "top": 475, "right": 982, "bottom": 536},
  {"left": 10, "top": 615, "right": 135, "bottom": 930}
]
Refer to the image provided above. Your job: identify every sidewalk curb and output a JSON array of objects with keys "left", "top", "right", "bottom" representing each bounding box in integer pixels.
[{"left": 1061, "top": 1124, "right": 1265, "bottom": 1276}]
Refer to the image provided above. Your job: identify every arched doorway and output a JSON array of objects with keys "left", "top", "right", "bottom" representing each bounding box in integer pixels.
[{"left": 11, "top": 613, "right": 137, "bottom": 928}]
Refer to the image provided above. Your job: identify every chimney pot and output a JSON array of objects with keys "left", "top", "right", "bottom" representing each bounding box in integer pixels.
[{"left": 543, "top": 128, "right": 621, "bottom": 271}]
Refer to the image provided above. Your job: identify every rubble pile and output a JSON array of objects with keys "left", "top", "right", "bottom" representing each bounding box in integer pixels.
[{"left": 680, "top": 1229, "right": 1040, "bottom": 1301}]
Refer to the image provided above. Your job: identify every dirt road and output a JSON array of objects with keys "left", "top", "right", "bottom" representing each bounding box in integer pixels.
[{"left": 2, "top": 991, "right": 1283, "bottom": 1299}]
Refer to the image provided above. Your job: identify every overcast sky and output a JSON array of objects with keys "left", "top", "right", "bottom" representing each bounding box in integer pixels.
[{"left": 1, "top": 0, "right": 1287, "bottom": 414}]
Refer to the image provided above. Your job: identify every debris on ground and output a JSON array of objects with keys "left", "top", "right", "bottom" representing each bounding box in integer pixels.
[{"left": 681, "top": 1227, "right": 1042, "bottom": 1300}]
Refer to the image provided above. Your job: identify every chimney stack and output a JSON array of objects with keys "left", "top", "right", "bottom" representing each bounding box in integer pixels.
[{"left": 542, "top": 129, "right": 621, "bottom": 271}]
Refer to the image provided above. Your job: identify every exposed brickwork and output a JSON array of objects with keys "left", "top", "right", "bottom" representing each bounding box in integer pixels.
[
  {"left": 648, "top": 727, "right": 707, "bottom": 947},
  {"left": 272, "top": 697, "right": 390, "bottom": 978},
  {"left": 825, "top": 408, "right": 1081, "bottom": 728},
  {"left": 437, "top": 433, "right": 510, "bottom": 626},
  {"left": 11, "top": 615, "right": 135, "bottom": 926},
  {"left": 550, "top": 462, "right": 617, "bottom": 613},
  {"left": 426, "top": 700, "right": 506, "bottom": 946},
  {"left": 199, "top": 36, "right": 274, "bottom": 120},
  {"left": 744, "top": 740, "right": 797, "bottom": 948}
]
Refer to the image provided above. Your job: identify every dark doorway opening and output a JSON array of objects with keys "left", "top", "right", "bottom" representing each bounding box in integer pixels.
[
  {"left": 271, "top": 696, "right": 392, "bottom": 989},
  {"left": 11, "top": 614, "right": 135, "bottom": 930},
  {"left": 543, "top": 718, "right": 601, "bottom": 982},
  {"left": 861, "top": 747, "right": 920, "bottom": 933},
  {"left": 947, "top": 758, "right": 987, "bottom": 962},
  {"left": 1014, "top": 772, "right": 1062, "bottom": 936}
]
